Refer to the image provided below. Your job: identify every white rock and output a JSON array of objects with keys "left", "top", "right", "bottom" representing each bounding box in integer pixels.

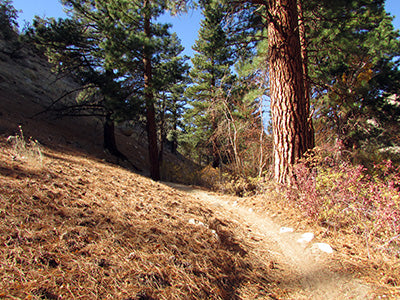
[
  {"left": 313, "top": 243, "right": 334, "bottom": 254},
  {"left": 188, "top": 218, "right": 206, "bottom": 227},
  {"left": 248, "top": 208, "right": 254, "bottom": 213},
  {"left": 297, "top": 232, "right": 314, "bottom": 243},
  {"left": 232, "top": 201, "right": 238, "bottom": 206},
  {"left": 280, "top": 227, "right": 294, "bottom": 233}
]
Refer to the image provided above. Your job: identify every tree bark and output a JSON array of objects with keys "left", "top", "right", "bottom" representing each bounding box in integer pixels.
[
  {"left": 170, "top": 97, "right": 179, "bottom": 155},
  {"left": 211, "top": 121, "right": 220, "bottom": 168},
  {"left": 158, "top": 94, "right": 166, "bottom": 164},
  {"left": 143, "top": 0, "right": 160, "bottom": 181},
  {"left": 103, "top": 113, "right": 119, "bottom": 156},
  {"left": 297, "top": 0, "right": 315, "bottom": 150},
  {"left": 268, "top": 0, "right": 309, "bottom": 184}
]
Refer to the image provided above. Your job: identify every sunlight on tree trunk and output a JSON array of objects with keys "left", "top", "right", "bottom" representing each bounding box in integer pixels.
[{"left": 268, "top": 0, "right": 309, "bottom": 184}]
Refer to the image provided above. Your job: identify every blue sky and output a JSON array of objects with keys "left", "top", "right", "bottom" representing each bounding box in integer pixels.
[{"left": 12, "top": 0, "right": 400, "bottom": 58}]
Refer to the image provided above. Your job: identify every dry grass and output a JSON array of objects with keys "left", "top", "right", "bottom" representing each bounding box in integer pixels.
[
  {"left": 7, "top": 126, "right": 43, "bottom": 167},
  {"left": 0, "top": 37, "right": 283, "bottom": 299},
  {"left": 0, "top": 137, "right": 284, "bottom": 299}
]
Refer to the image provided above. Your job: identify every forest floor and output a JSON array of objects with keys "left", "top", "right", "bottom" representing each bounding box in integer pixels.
[{"left": 0, "top": 135, "right": 387, "bottom": 299}]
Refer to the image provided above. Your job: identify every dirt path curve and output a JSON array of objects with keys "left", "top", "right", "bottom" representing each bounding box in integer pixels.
[{"left": 164, "top": 182, "right": 372, "bottom": 300}]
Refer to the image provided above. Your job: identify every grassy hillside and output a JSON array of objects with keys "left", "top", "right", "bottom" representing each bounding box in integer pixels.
[
  {"left": 0, "top": 38, "right": 285, "bottom": 298},
  {"left": 0, "top": 36, "right": 285, "bottom": 299},
  {"left": 0, "top": 135, "right": 286, "bottom": 299}
]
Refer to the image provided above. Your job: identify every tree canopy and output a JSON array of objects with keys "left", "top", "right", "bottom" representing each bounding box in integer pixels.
[{"left": 5, "top": 0, "right": 400, "bottom": 183}]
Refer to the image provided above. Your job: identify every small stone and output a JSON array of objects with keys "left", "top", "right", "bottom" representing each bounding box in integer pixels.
[
  {"left": 188, "top": 218, "right": 206, "bottom": 227},
  {"left": 297, "top": 232, "right": 314, "bottom": 243},
  {"left": 280, "top": 227, "right": 294, "bottom": 233},
  {"left": 312, "top": 243, "right": 334, "bottom": 254}
]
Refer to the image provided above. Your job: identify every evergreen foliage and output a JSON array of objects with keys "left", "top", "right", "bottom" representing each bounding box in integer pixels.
[
  {"left": 153, "top": 32, "right": 189, "bottom": 160},
  {"left": 30, "top": 0, "right": 188, "bottom": 179},
  {"left": 0, "top": 0, "right": 19, "bottom": 40},
  {"left": 182, "top": 0, "right": 235, "bottom": 167},
  {"left": 31, "top": 14, "right": 140, "bottom": 162},
  {"left": 305, "top": 0, "right": 400, "bottom": 156}
]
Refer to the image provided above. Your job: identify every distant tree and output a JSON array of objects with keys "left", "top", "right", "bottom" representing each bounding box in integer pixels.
[
  {"left": 183, "top": 0, "right": 235, "bottom": 168},
  {"left": 0, "top": 0, "right": 18, "bottom": 39},
  {"left": 153, "top": 32, "right": 189, "bottom": 163},
  {"left": 228, "top": 34, "right": 271, "bottom": 177}
]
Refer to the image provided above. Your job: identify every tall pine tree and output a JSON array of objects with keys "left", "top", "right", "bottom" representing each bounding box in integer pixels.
[
  {"left": 235, "top": 0, "right": 311, "bottom": 183},
  {"left": 184, "top": 0, "right": 235, "bottom": 168},
  {"left": 153, "top": 32, "right": 189, "bottom": 163},
  {"left": 34, "top": 0, "right": 188, "bottom": 180},
  {"left": 103, "top": 0, "right": 188, "bottom": 180}
]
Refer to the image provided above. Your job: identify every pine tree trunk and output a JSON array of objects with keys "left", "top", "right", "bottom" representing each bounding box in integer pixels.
[
  {"left": 170, "top": 99, "right": 178, "bottom": 155},
  {"left": 158, "top": 94, "right": 165, "bottom": 164},
  {"left": 143, "top": 1, "right": 160, "bottom": 181},
  {"left": 171, "top": 134, "right": 177, "bottom": 155},
  {"left": 268, "top": 0, "right": 309, "bottom": 184},
  {"left": 210, "top": 71, "right": 220, "bottom": 169},
  {"left": 297, "top": 0, "right": 315, "bottom": 150},
  {"left": 103, "top": 114, "right": 119, "bottom": 155},
  {"left": 211, "top": 128, "right": 220, "bottom": 168}
]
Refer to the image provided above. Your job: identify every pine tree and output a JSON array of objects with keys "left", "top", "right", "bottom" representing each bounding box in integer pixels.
[
  {"left": 184, "top": 0, "right": 235, "bottom": 168},
  {"left": 34, "top": 0, "right": 188, "bottom": 180},
  {"left": 153, "top": 32, "right": 189, "bottom": 163},
  {"left": 101, "top": 0, "right": 188, "bottom": 180},
  {"left": 305, "top": 0, "right": 400, "bottom": 155},
  {"left": 235, "top": 0, "right": 310, "bottom": 183},
  {"left": 31, "top": 15, "right": 139, "bottom": 161}
]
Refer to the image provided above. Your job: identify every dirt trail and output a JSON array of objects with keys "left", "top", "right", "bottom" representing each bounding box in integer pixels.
[{"left": 165, "top": 182, "right": 372, "bottom": 300}]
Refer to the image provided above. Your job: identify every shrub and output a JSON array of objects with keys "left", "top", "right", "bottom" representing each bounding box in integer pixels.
[
  {"left": 7, "top": 126, "right": 43, "bottom": 166},
  {"left": 160, "top": 160, "right": 218, "bottom": 188},
  {"left": 217, "top": 173, "right": 261, "bottom": 197},
  {"left": 287, "top": 146, "right": 400, "bottom": 256},
  {"left": 161, "top": 160, "right": 263, "bottom": 196}
]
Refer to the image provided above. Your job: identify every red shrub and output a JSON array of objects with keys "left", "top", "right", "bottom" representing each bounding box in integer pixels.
[{"left": 287, "top": 148, "right": 400, "bottom": 255}]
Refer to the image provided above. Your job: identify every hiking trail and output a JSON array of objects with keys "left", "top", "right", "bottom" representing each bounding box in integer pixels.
[{"left": 166, "top": 182, "right": 372, "bottom": 300}]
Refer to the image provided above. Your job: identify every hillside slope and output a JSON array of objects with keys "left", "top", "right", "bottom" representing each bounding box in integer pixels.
[
  {"left": 1, "top": 37, "right": 288, "bottom": 299},
  {"left": 0, "top": 136, "right": 285, "bottom": 299},
  {"left": 0, "top": 36, "right": 184, "bottom": 176}
]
